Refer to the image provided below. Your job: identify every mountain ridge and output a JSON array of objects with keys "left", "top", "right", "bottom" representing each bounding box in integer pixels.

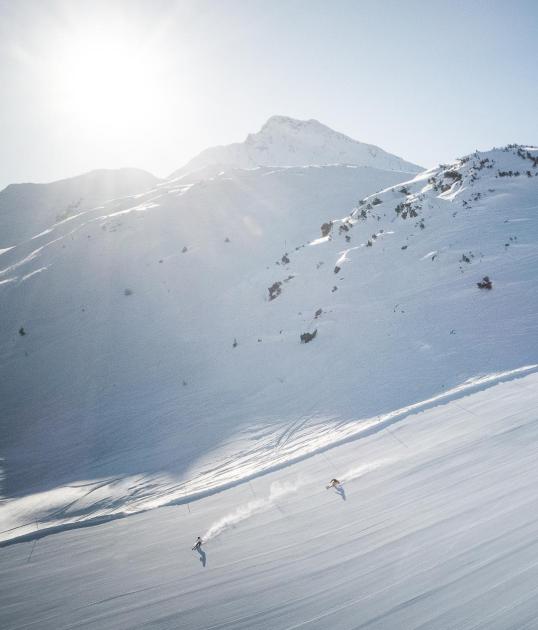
[
  {"left": 0, "top": 168, "right": 160, "bottom": 247},
  {"left": 171, "top": 115, "right": 423, "bottom": 179},
  {"left": 0, "top": 167, "right": 159, "bottom": 192}
]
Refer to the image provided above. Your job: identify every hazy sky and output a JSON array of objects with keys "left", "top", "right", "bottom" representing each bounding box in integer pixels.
[{"left": 0, "top": 0, "right": 537, "bottom": 189}]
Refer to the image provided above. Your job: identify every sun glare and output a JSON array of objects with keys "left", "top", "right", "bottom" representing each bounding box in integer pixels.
[{"left": 50, "top": 25, "right": 167, "bottom": 134}]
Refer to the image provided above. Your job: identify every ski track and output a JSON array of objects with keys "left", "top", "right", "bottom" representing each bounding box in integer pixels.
[
  {"left": 1, "top": 364, "right": 536, "bottom": 546},
  {"left": 2, "top": 372, "right": 538, "bottom": 629}
]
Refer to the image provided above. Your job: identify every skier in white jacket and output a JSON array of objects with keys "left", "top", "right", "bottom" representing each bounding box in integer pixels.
[{"left": 326, "top": 478, "right": 341, "bottom": 490}]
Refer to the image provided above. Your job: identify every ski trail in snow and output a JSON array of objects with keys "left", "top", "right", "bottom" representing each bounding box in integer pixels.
[
  {"left": 339, "top": 459, "right": 391, "bottom": 484},
  {"left": 204, "top": 479, "right": 305, "bottom": 542},
  {"left": 203, "top": 461, "right": 386, "bottom": 543}
]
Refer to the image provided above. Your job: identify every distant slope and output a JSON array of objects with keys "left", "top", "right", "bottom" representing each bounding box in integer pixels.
[
  {"left": 0, "top": 168, "right": 159, "bottom": 247},
  {"left": 171, "top": 115, "right": 422, "bottom": 179},
  {"left": 0, "top": 144, "right": 536, "bottom": 543}
]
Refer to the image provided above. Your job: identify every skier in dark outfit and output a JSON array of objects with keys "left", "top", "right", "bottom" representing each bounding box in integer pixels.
[{"left": 192, "top": 536, "right": 203, "bottom": 551}]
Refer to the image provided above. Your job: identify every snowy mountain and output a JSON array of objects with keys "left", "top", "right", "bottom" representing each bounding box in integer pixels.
[
  {"left": 1, "top": 134, "right": 538, "bottom": 628},
  {"left": 171, "top": 115, "right": 422, "bottom": 179},
  {"left": 0, "top": 168, "right": 159, "bottom": 248},
  {"left": 0, "top": 160, "right": 414, "bottom": 534},
  {"left": 1, "top": 141, "right": 536, "bottom": 549}
]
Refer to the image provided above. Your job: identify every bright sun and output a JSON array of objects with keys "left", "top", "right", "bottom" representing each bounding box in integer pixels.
[{"left": 50, "top": 25, "right": 167, "bottom": 134}]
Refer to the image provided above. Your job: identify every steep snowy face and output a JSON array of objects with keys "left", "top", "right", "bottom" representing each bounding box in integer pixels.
[
  {"left": 0, "top": 168, "right": 159, "bottom": 248},
  {"left": 171, "top": 115, "right": 422, "bottom": 179},
  {"left": 0, "top": 163, "right": 410, "bottom": 531},
  {"left": 1, "top": 144, "right": 536, "bottom": 543}
]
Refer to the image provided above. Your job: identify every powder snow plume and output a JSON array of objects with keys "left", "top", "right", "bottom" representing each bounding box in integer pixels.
[
  {"left": 204, "top": 478, "right": 304, "bottom": 541},
  {"left": 340, "top": 459, "right": 391, "bottom": 484}
]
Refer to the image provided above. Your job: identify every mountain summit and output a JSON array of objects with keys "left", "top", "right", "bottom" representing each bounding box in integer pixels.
[{"left": 171, "top": 115, "right": 422, "bottom": 179}]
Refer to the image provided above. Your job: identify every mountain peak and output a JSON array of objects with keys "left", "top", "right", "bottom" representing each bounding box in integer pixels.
[
  {"left": 259, "top": 115, "right": 324, "bottom": 131},
  {"left": 171, "top": 116, "right": 422, "bottom": 179}
]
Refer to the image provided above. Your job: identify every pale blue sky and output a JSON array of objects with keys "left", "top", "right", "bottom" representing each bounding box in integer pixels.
[{"left": 0, "top": 0, "right": 536, "bottom": 189}]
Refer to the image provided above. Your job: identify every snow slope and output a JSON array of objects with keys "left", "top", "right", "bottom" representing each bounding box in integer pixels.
[
  {"left": 0, "top": 168, "right": 159, "bottom": 248},
  {"left": 170, "top": 116, "right": 422, "bottom": 180},
  {"left": 0, "top": 143, "right": 536, "bottom": 545},
  {"left": 0, "top": 161, "right": 413, "bottom": 539},
  {"left": 1, "top": 371, "right": 538, "bottom": 629}
]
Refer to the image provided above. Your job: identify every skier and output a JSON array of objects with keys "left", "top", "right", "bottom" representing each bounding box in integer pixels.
[
  {"left": 192, "top": 536, "right": 203, "bottom": 551},
  {"left": 326, "top": 478, "right": 341, "bottom": 490}
]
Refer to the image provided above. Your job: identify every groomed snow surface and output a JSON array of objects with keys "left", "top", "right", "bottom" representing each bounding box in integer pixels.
[{"left": 2, "top": 371, "right": 538, "bottom": 629}]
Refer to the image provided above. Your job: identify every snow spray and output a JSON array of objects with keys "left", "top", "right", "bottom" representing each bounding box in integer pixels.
[
  {"left": 339, "top": 459, "right": 390, "bottom": 484},
  {"left": 204, "top": 478, "right": 304, "bottom": 541}
]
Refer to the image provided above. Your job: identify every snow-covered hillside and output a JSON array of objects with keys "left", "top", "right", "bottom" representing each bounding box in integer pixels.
[
  {"left": 0, "top": 141, "right": 536, "bottom": 547},
  {"left": 2, "top": 370, "right": 538, "bottom": 629},
  {"left": 0, "top": 158, "right": 413, "bottom": 540},
  {"left": 171, "top": 116, "right": 422, "bottom": 179},
  {"left": 0, "top": 168, "right": 159, "bottom": 248}
]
